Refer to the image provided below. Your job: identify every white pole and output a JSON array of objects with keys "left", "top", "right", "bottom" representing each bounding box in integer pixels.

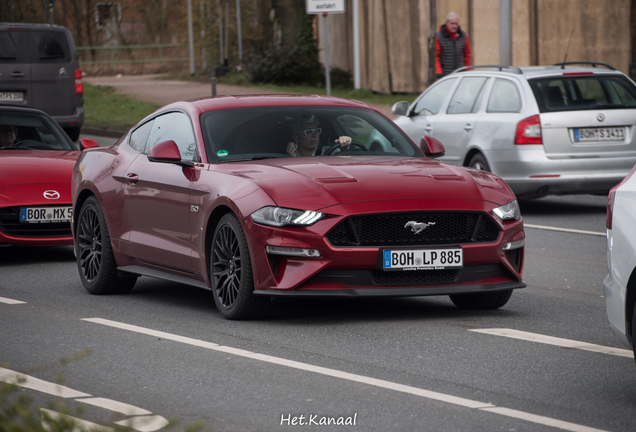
[
  {"left": 187, "top": 0, "right": 195, "bottom": 75},
  {"left": 353, "top": 0, "right": 360, "bottom": 90},
  {"left": 236, "top": 0, "right": 243, "bottom": 65},
  {"left": 499, "top": 0, "right": 512, "bottom": 65},
  {"left": 323, "top": 13, "right": 331, "bottom": 96}
]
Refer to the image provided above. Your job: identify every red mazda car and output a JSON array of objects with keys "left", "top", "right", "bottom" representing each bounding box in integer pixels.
[
  {"left": 71, "top": 95, "right": 525, "bottom": 319},
  {"left": 0, "top": 106, "right": 97, "bottom": 247}
]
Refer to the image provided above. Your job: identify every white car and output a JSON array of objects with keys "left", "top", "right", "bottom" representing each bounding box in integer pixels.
[{"left": 604, "top": 163, "right": 636, "bottom": 361}]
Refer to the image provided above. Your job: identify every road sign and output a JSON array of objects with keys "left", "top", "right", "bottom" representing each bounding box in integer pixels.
[{"left": 306, "top": 0, "right": 346, "bottom": 14}]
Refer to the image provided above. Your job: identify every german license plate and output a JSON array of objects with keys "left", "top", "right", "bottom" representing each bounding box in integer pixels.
[
  {"left": 382, "top": 248, "right": 463, "bottom": 271},
  {"left": 0, "top": 92, "right": 24, "bottom": 102},
  {"left": 20, "top": 206, "right": 72, "bottom": 223},
  {"left": 574, "top": 127, "right": 626, "bottom": 142}
]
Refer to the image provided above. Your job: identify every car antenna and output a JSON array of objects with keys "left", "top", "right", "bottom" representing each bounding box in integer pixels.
[{"left": 561, "top": 28, "right": 575, "bottom": 68}]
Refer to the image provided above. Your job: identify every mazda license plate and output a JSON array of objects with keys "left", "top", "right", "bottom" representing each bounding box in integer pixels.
[
  {"left": 20, "top": 206, "right": 72, "bottom": 223},
  {"left": 382, "top": 248, "right": 463, "bottom": 271}
]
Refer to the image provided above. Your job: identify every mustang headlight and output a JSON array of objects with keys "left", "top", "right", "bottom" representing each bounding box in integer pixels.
[
  {"left": 251, "top": 206, "right": 324, "bottom": 227},
  {"left": 492, "top": 200, "right": 521, "bottom": 221}
]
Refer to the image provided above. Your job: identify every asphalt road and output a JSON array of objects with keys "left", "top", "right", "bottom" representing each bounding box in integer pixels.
[{"left": 2, "top": 191, "right": 634, "bottom": 432}]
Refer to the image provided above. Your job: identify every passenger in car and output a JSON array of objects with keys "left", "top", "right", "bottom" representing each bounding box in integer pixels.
[
  {"left": 285, "top": 117, "right": 352, "bottom": 157},
  {"left": 0, "top": 125, "right": 17, "bottom": 147}
]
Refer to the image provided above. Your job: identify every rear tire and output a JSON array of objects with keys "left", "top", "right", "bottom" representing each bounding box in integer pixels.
[
  {"left": 76, "top": 196, "right": 137, "bottom": 294},
  {"left": 468, "top": 153, "right": 491, "bottom": 172},
  {"left": 211, "top": 213, "right": 272, "bottom": 320},
  {"left": 632, "top": 301, "right": 636, "bottom": 365},
  {"left": 449, "top": 290, "right": 512, "bottom": 310}
]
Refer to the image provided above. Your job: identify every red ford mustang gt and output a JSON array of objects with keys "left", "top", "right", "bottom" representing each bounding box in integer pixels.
[
  {"left": 71, "top": 95, "right": 525, "bottom": 319},
  {"left": 0, "top": 106, "right": 97, "bottom": 247}
]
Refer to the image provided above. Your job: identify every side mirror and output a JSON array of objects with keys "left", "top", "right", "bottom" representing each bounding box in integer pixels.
[
  {"left": 148, "top": 140, "right": 193, "bottom": 167},
  {"left": 420, "top": 135, "right": 445, "bottom": 158},
  {"left": 391, "top": 101, "right": 409, "bottom": 117},
  {"left": 79, "top": 138, "right": 100, "bottom": 150}
]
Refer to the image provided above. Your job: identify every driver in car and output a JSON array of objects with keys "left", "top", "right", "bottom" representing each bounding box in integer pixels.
[
  {"left": 0, "top": 125, "right": 17, "bottom": 148},
  {"left": 286, "top": 117, "right": 352, "bottom": 157}
]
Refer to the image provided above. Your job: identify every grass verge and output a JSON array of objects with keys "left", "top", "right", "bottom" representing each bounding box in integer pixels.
[
  {"left": 159, "top": 70, "right": 420, "bottom": 106},
  {"left": 83, "top": 84, "right": 160, "bottom": 131}
]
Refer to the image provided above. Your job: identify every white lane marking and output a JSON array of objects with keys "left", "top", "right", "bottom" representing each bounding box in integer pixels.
[
  {"left": 41, "top": 408, "right": 114, "bottom": 432},
  {"left": 0, "top": 368, "right": 91, "bottom": 398},
  {"left": 116, "top": 415, "right": 170, "bottom": 432},
  {"left": 481, "top": 407, "right": 607, "bottom": 432},
  {"left": 83, "top": 318, "right": 609, "bottom": 432},
  {"left": 0, "top": 296, "right": 26, "bottom": 304},
  {"left": 77, "top": 397, "right": 152, "bottom": 416},
  {"left": 1, "top": 367, "right": 168, "bottom": 431},
  {"left": 470, "top": 328, "right": 633, "bottom": 358},
  {"left": 524, "top": 223, "right": 605, "bottom": 237}
]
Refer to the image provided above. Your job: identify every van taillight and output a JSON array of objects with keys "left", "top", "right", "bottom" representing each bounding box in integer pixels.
[
  {"left": 74, "top": 69, "right": 83, "bottom": 95},
  {"left": 515, "top": 115, "right": 542, "bottom": 145}
]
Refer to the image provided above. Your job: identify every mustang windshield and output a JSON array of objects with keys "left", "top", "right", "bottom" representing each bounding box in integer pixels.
[{"left": 200, "top": 106, "right": 420, "bottom": 163}]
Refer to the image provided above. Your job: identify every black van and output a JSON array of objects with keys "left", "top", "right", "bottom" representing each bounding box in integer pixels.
[{"left": 0, "top": 23, "right": 84, "bottom": 141}]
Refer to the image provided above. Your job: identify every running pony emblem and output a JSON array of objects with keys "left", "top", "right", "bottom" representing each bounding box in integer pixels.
[{"left": 404, "top": 221, "right": 435, "bottom": 234}]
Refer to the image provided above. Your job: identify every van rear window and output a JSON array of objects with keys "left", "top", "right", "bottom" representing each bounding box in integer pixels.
[
  {"left": 529, "top": 75, "right": 636, "bottom": 113},
  {"left": 28, "top": 31, "right": 70, "bottom": 63},
  {"left": 0, "top": 32, "right": 23, "bottom": 62}
]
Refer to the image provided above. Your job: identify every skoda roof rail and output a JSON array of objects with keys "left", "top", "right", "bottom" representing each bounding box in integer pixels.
[
  {"left": 553, "top": 61, "right": 616, "bottom": 70},
  {"left": 453, "top": 65, "right": 523, "bottom": 75}
]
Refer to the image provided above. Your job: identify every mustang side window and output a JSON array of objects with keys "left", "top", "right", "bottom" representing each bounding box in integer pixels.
[
  {"left": 146, "top": 112, "right": 197, "bottom": 161},
  {"left": 487, "top": 79, "right": 521, "bottom": 113},
  {"left": 129, "top": 120, "right": 153, "bottom": 153}
]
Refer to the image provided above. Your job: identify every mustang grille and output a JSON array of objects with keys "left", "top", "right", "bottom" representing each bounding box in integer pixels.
[
  {"left": 0, "top": 207, "right": 71, "bottom": 238},
  {"left": 326, "top": 211, "right": 500, "bottom": 247}
]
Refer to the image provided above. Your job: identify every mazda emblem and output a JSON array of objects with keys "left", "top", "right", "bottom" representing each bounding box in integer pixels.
[
  {"left": 43, "top": 190, "right": 60, "bottom": 200},
  {"left": 405, "top": 221, "right": 435, "bottom": 234},
  {"left": 597, "top": 114, "right": 605, "bottom": 122}
]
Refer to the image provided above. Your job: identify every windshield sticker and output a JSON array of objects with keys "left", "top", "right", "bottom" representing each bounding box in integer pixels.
[{"left": 216, "top": 150, "right": 229, "bottom": 157}]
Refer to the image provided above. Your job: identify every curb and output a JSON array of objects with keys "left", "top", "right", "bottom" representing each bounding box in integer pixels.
[{"left": 82, "top": 127, "right": 126, "bottom": 139}]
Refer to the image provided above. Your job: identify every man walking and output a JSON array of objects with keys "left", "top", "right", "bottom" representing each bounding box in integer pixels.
[{"left": 435, "top": 12, "right": 472, "bottom": 78}]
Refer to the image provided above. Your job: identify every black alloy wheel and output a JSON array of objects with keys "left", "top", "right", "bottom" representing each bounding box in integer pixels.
[
  {"left": 76, "top": 196, "right": 137, "bottom": 294},
  {"left": 211, "top": 213, "right": 271, "bottom": 319}
]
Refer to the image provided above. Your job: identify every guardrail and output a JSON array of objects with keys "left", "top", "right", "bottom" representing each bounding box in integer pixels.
[{"left": 77, "top": 43, "right": 191, "bottom": 72}]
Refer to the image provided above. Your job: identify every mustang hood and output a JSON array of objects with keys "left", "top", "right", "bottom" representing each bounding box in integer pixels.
[
  {"left": 229, "top": 156, "right": 514, "bottom": 211},
  {"left": 0, "top": 150, "right": 79, "bottom": 206}
]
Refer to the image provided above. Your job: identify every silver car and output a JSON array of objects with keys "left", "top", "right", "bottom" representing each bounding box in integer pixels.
[{"left": 388, "top": 63, "right": 636, "bottom": 198}]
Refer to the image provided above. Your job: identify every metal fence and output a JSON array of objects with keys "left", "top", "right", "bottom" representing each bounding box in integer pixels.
[{"left": 77, "top": 44, "right": 191, "bottom": 72}]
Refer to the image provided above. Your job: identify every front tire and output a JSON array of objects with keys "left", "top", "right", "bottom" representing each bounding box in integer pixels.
[
  {"left": 211, "top": 213, "right": 271, "bottom": 320},
  {"left": 449, "top": 290, "right": 512, "bottom": 310},
  {"left": 468, "top": 153, "right": 491, "bottom": 172},
  {"left": 76, "top": 196, "right": 137, "bottom": 294}
]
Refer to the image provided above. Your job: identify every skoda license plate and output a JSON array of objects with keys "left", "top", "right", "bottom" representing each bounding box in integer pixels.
[
  {"left": 574, "top": 127, "right": 626, "bottom": 143},
  {"left": 20, "top": 207, "right": 72, "bottom": 223},
  {"left": 382, "top": 248, "right": 463, "bottom": 271}
]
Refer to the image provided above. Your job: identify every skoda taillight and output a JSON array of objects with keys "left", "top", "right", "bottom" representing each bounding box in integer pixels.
[{"left": 515, "top": 115, "right": 542, "bottom": 145}]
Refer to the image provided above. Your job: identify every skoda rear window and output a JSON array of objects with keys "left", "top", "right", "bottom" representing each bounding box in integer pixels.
[
  {"left": 529, "top": 75, "right": 636, "bottom": 113},
  {"left": 28, "top": 31, "right": 70, "bottom": 63}
]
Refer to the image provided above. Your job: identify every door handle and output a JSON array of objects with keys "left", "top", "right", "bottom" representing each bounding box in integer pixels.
[
  {"left": 424, "top": 125, "right": 433, "bottom": 132},
  {"left": 463, "top": 124, "right": 473, "bottom": 132},
  {"left": 10, "top": 72, "right": 25, "bottom": 78},
  {"left": 126, "top": 173, "right": 139, "bottom": 184}
]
